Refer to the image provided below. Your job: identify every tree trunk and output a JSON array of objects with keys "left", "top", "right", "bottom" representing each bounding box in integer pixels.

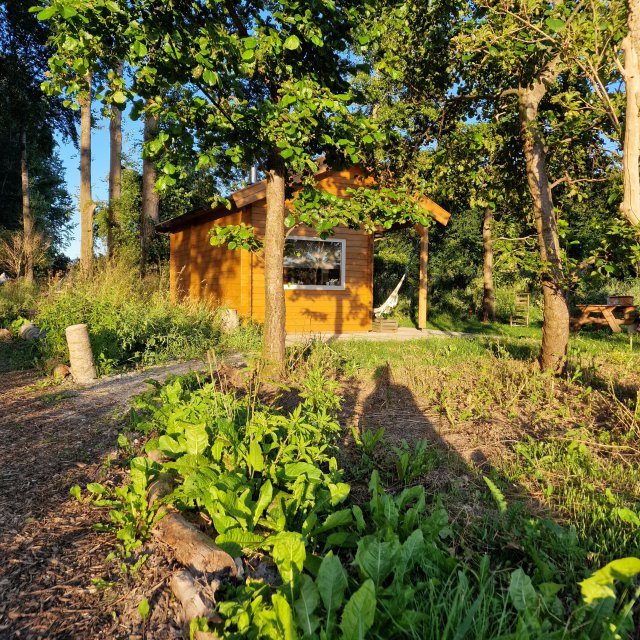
[
  {"left": 140, "top": 109, "right": 160, "bottom": 274},
  {"left": 20, "top": 128, "right": 33, "bottom": 282},
  {"left": 79, "top": 73, "right": 94, "bottom": 274},
  {"left": 107, "top": 65, "right": 123, "bottom": 257},
  {"left": 482, "top": 206, "right": 495, "bottom": 322},
  {"left": 621, "top": 2, "right": 640, "bottom": 226},
  {"left": 518, "top": 79, "right": 569, "bottom": 374},
  {"left": 262, "top": 151, "right": 287, "bottom": 371}
]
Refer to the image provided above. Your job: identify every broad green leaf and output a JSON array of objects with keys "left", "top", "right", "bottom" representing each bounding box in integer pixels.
[
  {"left": 253, "top": 479, "right": 273, "bottom": 526},
  {"left": 355, "top": 537, "right": 398, "bottom": 586},
  {"left": 283, "top": 35, "right": 301, "bottom": 50},
  {"left": 272, "top": 593, "right": 297, "bottom": 640},
  {"left": 248, "top": 438, "right": 265, "bottom": 473},
  {"left": 158, "top": 434, "right": 185, "bottom": 456},
  {"left": 294, "top": 575, "right": 319, "bottom": 636},
  {"left": 613, "top": 508, "right": 640, "bottom": 527},
  {"left": 340, "top": 579, "right": 376, "bottom": 640},
  {"left": 545, "top": 17, "right": 565, "bottom": 32},
  {"left": 271, "top": 532, "right": 306, "bottom": 585},
  {"left": 184, "top": 423, "right": 208, "bottom": 456},
  {"left": 138, "top": 597, "right": 150, "bottom": 620},
  {"left": 313, "top": 509, "right": 353, "bottom": 535},
  {"left": 316, "top": 552, "right": 347, "bottom": 635},
  {"left": 216, "top": 528, "right": 264, "bottom": 555},
  {"left": 132, "top": 39, "right": 148, "bottom": 57},
  {"left": 37, "top": 6, "right": 57, "bottom": 20},
  {"left": 508, "top": 568, "right": 538, "bottom": 612},
  {"left": 580, "top": 558, "right": 640, "bottom": 604}
]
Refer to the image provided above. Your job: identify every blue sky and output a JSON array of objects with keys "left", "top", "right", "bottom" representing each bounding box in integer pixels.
[{"left": 57, "top": 108, "right": 143, "bottom": 259}]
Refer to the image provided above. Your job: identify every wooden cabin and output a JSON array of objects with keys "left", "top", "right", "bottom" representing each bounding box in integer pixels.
[{"left": 156, "top": 165, "right": 450, "bottom": 334}]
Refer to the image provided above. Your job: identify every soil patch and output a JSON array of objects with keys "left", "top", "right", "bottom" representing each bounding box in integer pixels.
[{"left": 0, "top": 361, "right": 206, "bottom": 640}]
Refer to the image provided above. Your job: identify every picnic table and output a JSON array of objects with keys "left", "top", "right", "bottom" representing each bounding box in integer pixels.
[{"left": 571, "top": 304, "right": 638, "bottom": 333}]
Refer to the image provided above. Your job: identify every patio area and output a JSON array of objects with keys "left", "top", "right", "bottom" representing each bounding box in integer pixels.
[{"left": 286, "top": 326, "right": 473, "bottom": 344}]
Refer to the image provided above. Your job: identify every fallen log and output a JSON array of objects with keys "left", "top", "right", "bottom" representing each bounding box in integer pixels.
[
  {"left": 154, "top": 511, "right": 237, "bottom": 578},
  {"left": 171, "top": 570, "right": 221, "bottom": 640}
]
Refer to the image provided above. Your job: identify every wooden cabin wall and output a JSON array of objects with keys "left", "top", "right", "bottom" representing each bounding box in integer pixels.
[
  {"left": 250, "top": 206, "right": 374, "bottom": 333},
  {"left": 169, "top": 211, "right": 246, "bottom": 311}
]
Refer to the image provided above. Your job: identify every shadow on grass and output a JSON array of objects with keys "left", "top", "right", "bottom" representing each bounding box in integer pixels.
[{"left": 0, "top": 339, "right": 41, "bottom": 374}]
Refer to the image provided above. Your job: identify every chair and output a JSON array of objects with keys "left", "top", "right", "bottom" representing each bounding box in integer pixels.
[{"left": 510, "top": 293, "right": 530, "bottom": 327}]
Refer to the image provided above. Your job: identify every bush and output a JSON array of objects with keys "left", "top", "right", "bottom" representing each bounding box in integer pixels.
[
  {"left": 36, "top": 259, "right": 222, "bottom": 373},
  {"left": 0, "top": 279, "right": 39, "bottom": 328}
]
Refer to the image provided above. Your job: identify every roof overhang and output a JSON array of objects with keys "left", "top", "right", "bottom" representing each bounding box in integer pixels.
[{"left": 156, "top": 162, "right": 450, "bottom": 233}]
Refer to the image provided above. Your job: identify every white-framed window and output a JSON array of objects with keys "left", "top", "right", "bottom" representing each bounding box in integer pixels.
[{"left": 283, "top": 236, "right": 346, "bottom": 290}]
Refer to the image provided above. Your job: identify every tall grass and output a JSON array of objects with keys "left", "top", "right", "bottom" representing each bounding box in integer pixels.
[
  {"left": 36, "top": 260, "right": 222, "bottom": 373},
  {"left": 0, "top": 279, "right": 39, "bottom": 327}
]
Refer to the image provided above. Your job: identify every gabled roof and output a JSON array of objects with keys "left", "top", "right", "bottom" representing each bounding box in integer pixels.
[{"left": 156, "top": 164, "right": 450, "bottom": 233}]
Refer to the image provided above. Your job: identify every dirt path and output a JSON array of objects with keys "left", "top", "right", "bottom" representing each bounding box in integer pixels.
[{"left": 0, "top": 360, "right": 207, "bottom": 640}]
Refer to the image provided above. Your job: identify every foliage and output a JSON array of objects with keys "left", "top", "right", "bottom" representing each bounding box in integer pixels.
[
  {"left": 0, "top": 277, "right": 39, "bottom": 327},
  {"left": 81, "top": 356, "right": 640, "bottom": 637},
  {"left": 0, "top": 1, "right": 74, "bottom": 264},
  {"left": 35, "top": 258, "right": 222, "bottom": 372}
]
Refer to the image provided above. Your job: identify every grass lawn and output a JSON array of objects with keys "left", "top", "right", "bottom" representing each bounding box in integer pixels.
[{"left": 315, "top": 325, "right": 640, "bottom": 568}]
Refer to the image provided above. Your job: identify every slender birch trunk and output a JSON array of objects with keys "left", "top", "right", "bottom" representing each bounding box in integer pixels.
[
  {"left": 518, "top": 65, "right": 569, "bottom": 373},
  {"left": 262, "top": 150, "right": 287, "bottom": 371},
  {"left": 621, "top": 1, "right": 640, "bottom": 226},
  {"left": 108, "top": 64, "right": 123, "bottom": 257},
  {"left": 140, "top": 109, "right": 159, "bottom": 274},
  {"left": 482, "top": 205, "right": 495, "bottom": 322},
  {"left": 79, "top": 72, "right": 94, "bottom": 274},
  {"left": 20, "top": 128, "right": 34, "bottom": 282}
]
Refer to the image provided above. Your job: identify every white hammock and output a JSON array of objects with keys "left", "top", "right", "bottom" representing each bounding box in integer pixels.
[{"left": 373, "top": 273, "right": 406, "bottom": 318}]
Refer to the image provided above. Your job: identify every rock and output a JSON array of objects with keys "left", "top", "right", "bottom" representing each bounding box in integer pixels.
[
  {"left": 52, "top": 364, "right": 72, "bottom": 381},
  {"left": 19, "top": 323, "right": 44, "bottom": 340},
  {"left": 0, "top": 328, "right": 12, "bottom": 341}
]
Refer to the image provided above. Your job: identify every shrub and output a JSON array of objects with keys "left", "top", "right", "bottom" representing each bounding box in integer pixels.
[
  {"left": 36, "top": 259, "right": 222, "bottom": 373},
  {"left": 0, "top": 279, "right": 39, "bottom": 328}
]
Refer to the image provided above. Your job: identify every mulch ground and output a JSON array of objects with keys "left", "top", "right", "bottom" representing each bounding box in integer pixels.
[{"left": 0, "top": 362, "right": 204, "bottom": 640}]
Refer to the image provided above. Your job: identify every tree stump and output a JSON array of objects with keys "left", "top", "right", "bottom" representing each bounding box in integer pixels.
[{"left": 65, "top": 323, "right": 97, "bottom": 383}]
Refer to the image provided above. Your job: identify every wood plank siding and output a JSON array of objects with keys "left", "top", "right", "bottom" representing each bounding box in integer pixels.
[
  {"left": 169, "top": 210, "right": 246, "bottom": 312},
  {"left": 250, "top": 203, "right": 373, "bottom": 333}
]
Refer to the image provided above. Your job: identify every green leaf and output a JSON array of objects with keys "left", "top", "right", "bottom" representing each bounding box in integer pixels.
[
  {"left": 508, "top": 568, "right": 538, "bottom": 612},
  {"left": 580, "top": 558, "right": 640, "bottom": 604},
  {"left": 355, "top": 537, "right": 398, "bottom": 586},
  {"left": 138, "top": 597, "right": 150, "bottom": 620},
  {"left": 340, "top": 579, "right": 376, "bottom": 640},
  {"left": 70, "top": 485, "right": 82, "bottom": 501},
  {"left": 280, "top": 147, "right": 295, "bottom": 159},
  {"left": 272, "top": 593, "right": 297, "bottom": 640},
  {"left": 270, "top": 532, "right": 306, "bottom": 585},
  {"left": 87, "top": 482, "right": 105, "bottom": 495},
  {"left": 215, "top": 529, "right": 264, "bottom": 556},
  {"left": 132, "top": 39, "right": 148, "bottom": 58},
  {"left": 316, "top": 552, "right": 347, "bottom": 635},
  {"left": 36, "top": 6, "right": 57, "bottom": 21},
  {"left": 294, "top": 575, "right": 320, "bottom": 636},
  {"left": 613, "top": 508, "right": 640, "bottom": 527},
  {"left": 158, "top": 434, "right": 185, "bottom": 456},
  {"left": 184, "top": 423, "right": 208, "bottom": 456},
  {"left": 483, "top": 476, "right": 507, "bottom": 513},
  {"left": 253, "top": 479, "right": 273, "bottom": 526},
  {"left": 243, "top": 36, "right": 257, "bottom": 49},
  {"left": 545, "top": 17, "right": 565, "bottom": 32},
  {"left": 283, "top": 35, "right": 301, "bottom": 50},
  {"left": 247, "top": 438, "right": 264, "bottom": 473}
]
